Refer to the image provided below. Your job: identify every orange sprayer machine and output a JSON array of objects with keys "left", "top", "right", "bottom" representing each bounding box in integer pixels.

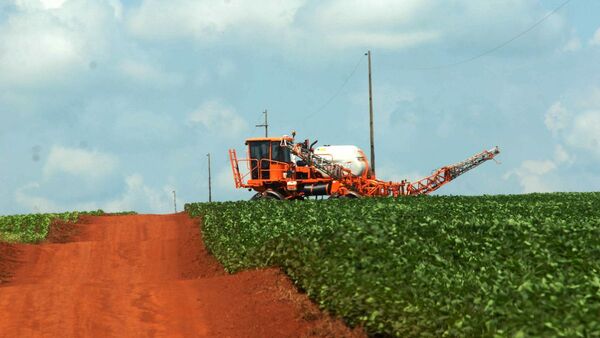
[{"left": 229, "top": 132, "right": 500, "bottom": 200}]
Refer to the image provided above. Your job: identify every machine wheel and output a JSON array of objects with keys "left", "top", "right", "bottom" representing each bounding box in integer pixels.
[
  {"left": 250, "top": 190, "right": 285, "bottom": 200},
  {"left": 250, "top": 193, "right": 277, "bottom": 200},
  {"left": 339, "top": 191, "right": 361, "bottom": 199}
]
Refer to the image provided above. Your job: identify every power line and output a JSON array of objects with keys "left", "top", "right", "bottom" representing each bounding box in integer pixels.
[
  {"left": 410, "top": 0, "right": 573, "bottom": 70},
  {"left": 302, "top": 54, "right": 365, "bottom": 123}
]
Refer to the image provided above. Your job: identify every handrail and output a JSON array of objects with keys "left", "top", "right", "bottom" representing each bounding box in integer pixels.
[{"left": 229, "top": 153, "right": 293, "bottom": 186}]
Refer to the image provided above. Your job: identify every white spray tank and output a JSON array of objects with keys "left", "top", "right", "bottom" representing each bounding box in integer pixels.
[{"left": 312, "top": 145, "right": 370, "bottom": 177}]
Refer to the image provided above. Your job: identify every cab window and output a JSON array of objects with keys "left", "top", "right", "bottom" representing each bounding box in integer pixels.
[{"left": 271, "top": 142, "right": 291, "bottom": 163}]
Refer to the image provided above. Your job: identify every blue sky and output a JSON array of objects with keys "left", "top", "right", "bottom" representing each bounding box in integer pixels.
[{"left": 1, "top": 0, "right": 599, "bottom": 214}]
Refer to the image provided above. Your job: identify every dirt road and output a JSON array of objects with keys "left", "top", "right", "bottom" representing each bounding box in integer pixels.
[{"left": 0, "top": 213, "right": 361, "bottom": 337}]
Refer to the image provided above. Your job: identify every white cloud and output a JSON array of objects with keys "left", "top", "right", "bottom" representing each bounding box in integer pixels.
[
  {"left": 14, "top": 0, "right": 66, "bottom": 10},
  {"left": 14, "top": 174, "right": 177, "bottom": 213},
  {"left": 566, "top": 110, "right": 600, "bottom": 156},
  {"left": 0, "top": 0, "right": 121, "bottom": 88},
  {"left": 216, "top": 59, "right": 236, "bottom": 78},
  {"left": 554, "top": 144, "right": 572, "bottom": 164},
  {"left": 311, "top": 0, "right": 429, "bottom": 28},
  {"left": 119, "top": 60, "right": 183, "bottom": 88},
  {"left": 509, "top": 89, "right": 600, "bottom": 193},
  {"left": 306, "top": 0, "right": 439, "bottom": 49},
  {"left": 544, "top": 101, "right": 570, "bottom": 135},
  {"left": 216, "top": 166, "right": 238, "bottom": 198},
  {"left": 128, "top": 0, "right": 304, "bottom": 42},
  {"left": 545, "top": 90, "right": 600, "bottom": 158},
  {"left": 504, "top": 168, "right": 554, "bottom": 193},
  {"left": 517, "top": 90, "right": 600, "bottom": 194},
  {"left": 332, "top": 31, "right": 439, "bottom": 49},
  {"left": 504, "top": 144, "right": 575, "bottom": 193},
  {"left": 520, "top": 160, "right": 556, "bottom": 176},
  {"left": 112, "top": 110, "right": 179, "bottom": 146},
  {"left": 43, "top": 146, "right": 118, "bottom": 179},
  {"left": 0, "top": 14, "right": 83, "bottom": 86},
  {"left": 352, "top": 85, "right": 415, "bottom": 127},
  {"left": 590, "top": 27, "right": 600, "bottom": 46},
  {"left": 15, "top": 182, "right": 60, "bottom": 213},
  {"left": 40, "top": 0, "right": 66, "bottom": 9},
  {"left": 15, "top": 182, "right": 101, "bottom": 213},
  {"left": 125, "top": 0, "right": 570, "bottom": 54},
  {"left": 107, "top": 0, "right": 123, "bottom": 20},
  {"left": 127, "top": 0, "right": 439, "bottom": 50},
  {"left": 103, "top": 174, "right": 175, "bottom": 213},
  {"left": 562, "top": 36, "right": 581, "bottom": 52},
  {"left": 503, "top": 145, "right": 570, "bottom": 193},
  {"left": 188, "top": 100, "right": 247, "bottom": 137},
  {"left": 579, "top": 87, "right": 600, "bottom": 109}
]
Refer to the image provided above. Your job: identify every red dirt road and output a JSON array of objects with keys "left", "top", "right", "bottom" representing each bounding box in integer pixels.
[{"left": 0, "top": 214, "right": 363, "bottom": 337}]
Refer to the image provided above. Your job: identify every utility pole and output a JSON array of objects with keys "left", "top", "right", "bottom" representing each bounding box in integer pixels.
[
  {"left": 172, "top": 190, "right": 177, "bottom": 213},
  {"left": 255, "top": 110, "right": 268, "bottom": 137},
  {"left": 207, "top": 153, "right": 212, "bottom": 202},
  {"left": 366, "top": 50, "right": 376, "bottom": 175}
]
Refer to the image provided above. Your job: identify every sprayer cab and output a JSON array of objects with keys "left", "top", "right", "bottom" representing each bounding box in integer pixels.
[
  {"left": 245, "top": 137, "right": 293, "bottom": 180},
  {"left": 229, "top": 135, "right": 340, "bottom": 199}
]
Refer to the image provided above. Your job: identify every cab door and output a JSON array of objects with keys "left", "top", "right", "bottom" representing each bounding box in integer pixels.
[
  {"left": 269, "top": 141, "right": 291, "bottom": 180},
  {"left": 248, "top": 141, "right": 270, "bottom": 179}
]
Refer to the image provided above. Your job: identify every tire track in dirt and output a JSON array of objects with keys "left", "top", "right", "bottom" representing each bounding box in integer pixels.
[{"left": 0, "top": 213, "right": 364, "bottom": 338}]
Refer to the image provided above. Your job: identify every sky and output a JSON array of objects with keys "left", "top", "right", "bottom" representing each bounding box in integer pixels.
[{"left": 1, "top": 0, "right": 599, "bottom": 214}]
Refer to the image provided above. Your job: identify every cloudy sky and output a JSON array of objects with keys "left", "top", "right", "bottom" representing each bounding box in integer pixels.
[{"left": 1, "top": 0, "right": 599, "bottom": 214}]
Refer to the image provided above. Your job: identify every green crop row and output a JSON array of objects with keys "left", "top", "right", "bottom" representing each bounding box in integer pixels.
[
  {"left": 0, "top": 210, "right": 134, "bottom": 243},
  {"left": 186, "top": 193, "right": 600, "bottom": 338}
]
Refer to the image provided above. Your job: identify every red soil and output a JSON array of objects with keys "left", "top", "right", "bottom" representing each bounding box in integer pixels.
[
  {"left": 0, "top": 213, "right": 364, "bottom": 337},
  {"left": 0, "top": 242, "right": 19, "bottom": 284}
]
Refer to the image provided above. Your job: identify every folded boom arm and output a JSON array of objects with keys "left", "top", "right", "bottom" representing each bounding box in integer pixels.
[
  {"left": 280, "top": 137, "right": 500, "bottom": 197},
  {"left": 405, "top": 147, "right": 500, "bottom": 196}
]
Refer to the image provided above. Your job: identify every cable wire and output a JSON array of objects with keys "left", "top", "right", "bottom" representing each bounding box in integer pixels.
[
  {"left": 301, "top": 54, "right": 365, "bottom": 123},
  {"left": 409, "top": 0, "right": 573, "bottom": 70}
]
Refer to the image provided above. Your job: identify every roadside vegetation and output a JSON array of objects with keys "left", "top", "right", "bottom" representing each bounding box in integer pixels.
[
  {"left": 186, "top": 193, "right": 600, "bottom": 337},
  {"left": 0, "top": 210, "right": 135, "bottom": 243}
]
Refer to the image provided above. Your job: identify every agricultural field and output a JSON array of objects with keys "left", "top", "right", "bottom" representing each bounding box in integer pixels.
[
  {"left": 0, "top": 210, "right": 132, "bottom": 243},
  {"left": 186, "top": 192, "right": 600, "bottom": 337}
]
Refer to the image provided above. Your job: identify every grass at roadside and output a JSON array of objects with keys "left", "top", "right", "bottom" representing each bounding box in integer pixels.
[{"left": 0, "top": 210, "right": 136, "bottom": 243}]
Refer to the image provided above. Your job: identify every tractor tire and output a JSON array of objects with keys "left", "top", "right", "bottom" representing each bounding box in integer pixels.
[
  {"left": 339, "top": 192, "right": 361, "bottom": 199},
  {"left": 250, "top": 190, "right": 285, "bottom": 200}
]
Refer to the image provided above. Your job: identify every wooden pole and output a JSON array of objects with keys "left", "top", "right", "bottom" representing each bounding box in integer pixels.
[
  {"left": 367, "top": 50, "right": 376, "bottom": 175},
  {"left": 172, "top": 190, "right": 177, "bottom": 213},
  {"left": 207, "top": 153, "right": 212, "bottom": 202}
]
